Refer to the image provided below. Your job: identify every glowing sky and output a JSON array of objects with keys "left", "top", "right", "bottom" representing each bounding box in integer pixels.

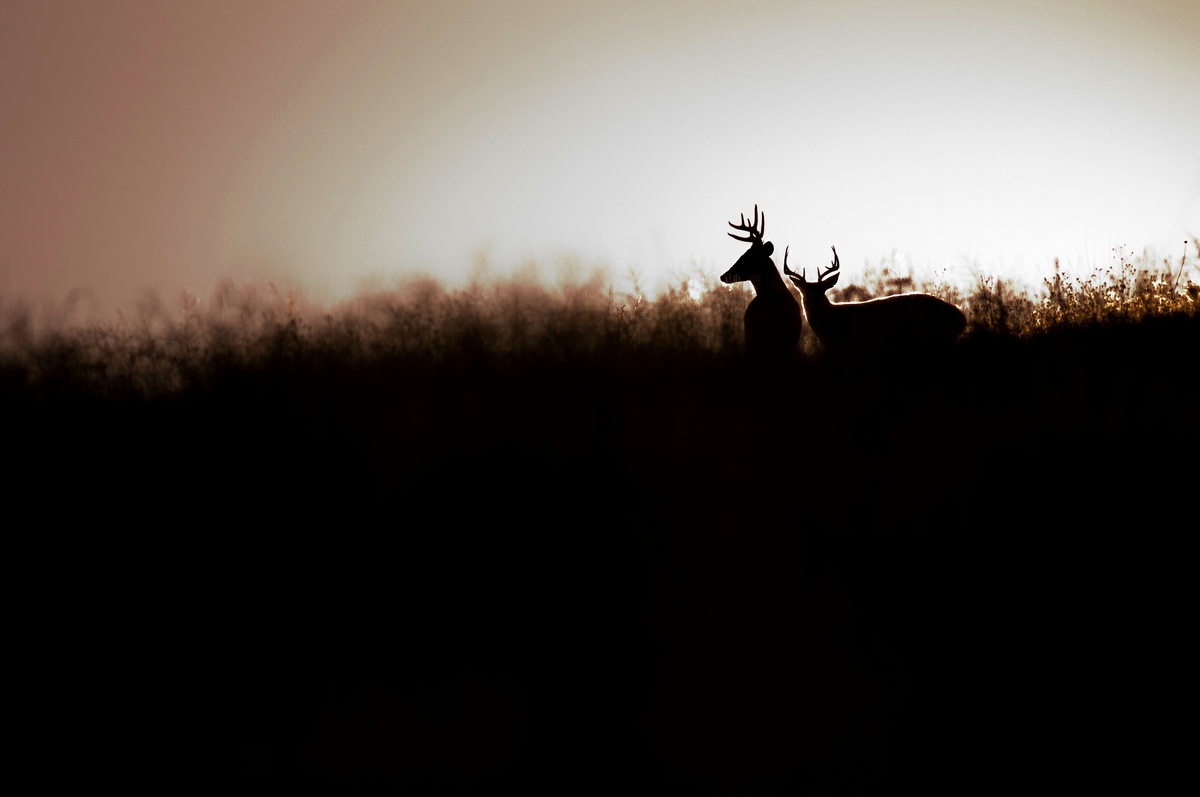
[{"left": 2, "top": 0, "right": 1197, "bottom": 309}]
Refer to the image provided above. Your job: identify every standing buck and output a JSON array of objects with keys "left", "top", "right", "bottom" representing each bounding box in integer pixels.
[
  {"left": 720, "top": 205, "right": 802, "bottom": 358},
  {"left": 784, "top": 246, "right": 965, "bottom": 356}
]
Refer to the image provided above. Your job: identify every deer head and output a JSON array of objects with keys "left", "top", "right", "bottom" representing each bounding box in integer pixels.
[
  {"left": 783, "top": 245, "right": 840, "bottom": 301},
  {"left": 720, "top": 205, "right": 776, "bottom": 285}
]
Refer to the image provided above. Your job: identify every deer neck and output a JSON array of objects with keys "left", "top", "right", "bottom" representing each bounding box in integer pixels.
[
  {"left": 799, "top": 289, "right": 833, "bottom": 331},
  {"left": 749, "top": 265, "right": 789, "bottom": 298}
]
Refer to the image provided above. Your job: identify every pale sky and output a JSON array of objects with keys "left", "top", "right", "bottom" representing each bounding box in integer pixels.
[{"left": 2, "top": 0, "right": 1197, "bottom": 310}]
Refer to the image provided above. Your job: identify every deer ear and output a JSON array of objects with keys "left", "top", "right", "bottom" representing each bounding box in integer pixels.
[
  {"left": 763, "top": 241, "right": 774, "bottom": 256},
  {"left": 823, "top": 272, "right": 840, "bottom": 290}
]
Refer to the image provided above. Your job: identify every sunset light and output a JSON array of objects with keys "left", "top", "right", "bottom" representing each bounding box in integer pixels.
[{"left": 2, "top": 1, "right": 1196, "bottom": 309}]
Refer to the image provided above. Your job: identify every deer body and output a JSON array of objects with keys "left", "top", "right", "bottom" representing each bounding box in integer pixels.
[
  {"left": 720, "top": 205, "right": 802, "bottom": 358},
  {"left": 743, "top": 282, "right": 803, "bottom": 357},
  {"left": 786, "top": 247, "right": 965, "bottom": 356}
]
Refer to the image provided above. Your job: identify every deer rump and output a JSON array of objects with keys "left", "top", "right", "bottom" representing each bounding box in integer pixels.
[{"left": 807, "top": 293, "right": 966, "bottom": 354}]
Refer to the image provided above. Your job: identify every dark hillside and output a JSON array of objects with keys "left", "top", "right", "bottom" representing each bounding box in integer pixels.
[{"left": 4, "top": 272, "right": 1197, "bottom": 790}]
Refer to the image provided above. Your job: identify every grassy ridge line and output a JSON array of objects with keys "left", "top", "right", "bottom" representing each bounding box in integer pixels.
[{"left": 1, "top": 244, "right": 1196, "bottom": 394}]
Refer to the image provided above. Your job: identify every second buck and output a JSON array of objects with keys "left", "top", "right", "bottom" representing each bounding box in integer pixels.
[{"left": 784, "top": 247, "right": 966, "bottom": 356}]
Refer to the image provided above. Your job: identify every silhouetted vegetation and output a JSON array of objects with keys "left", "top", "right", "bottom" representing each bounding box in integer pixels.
[{"left": 6, "top": 244, "right": 1197, "bottom": 789}]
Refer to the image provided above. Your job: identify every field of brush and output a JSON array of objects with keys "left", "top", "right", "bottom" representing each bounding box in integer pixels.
[{"left": 5, "top": 248, "right": 1197, "bottom": 789}]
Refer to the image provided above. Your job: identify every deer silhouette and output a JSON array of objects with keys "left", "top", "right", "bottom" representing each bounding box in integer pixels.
[
  {"left": 784, "top": 246, "right": 965, "bottom": 356},
  {"left": 720, "top": 205, "right": 802, "bottom": 358}
]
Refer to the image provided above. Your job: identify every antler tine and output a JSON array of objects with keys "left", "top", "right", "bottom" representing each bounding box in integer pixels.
[
  {"left": 783, "top": 246, "right": 806, "bottom": 286},
  {"left": 728, "top": 212, "right": 751, "bottom": 241},
  {"left": 818, "top": 245, "right": 840, "bottom": 281}
]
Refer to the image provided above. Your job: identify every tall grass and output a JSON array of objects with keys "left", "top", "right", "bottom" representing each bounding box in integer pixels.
[
  {"left": 1, "top": 274, "right": 750, "bottom": 395},
  {"left": 2, "top": 242, "right": 1196, "bottom": 393}
]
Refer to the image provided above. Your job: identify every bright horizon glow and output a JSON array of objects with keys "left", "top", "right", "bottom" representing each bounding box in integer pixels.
[{"left": 2, "top": 0, "right": 1198, "bottom": 312}]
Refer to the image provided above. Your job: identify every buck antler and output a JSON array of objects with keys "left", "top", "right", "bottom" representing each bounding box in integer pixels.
[
  {"left": 784, "top": 245, "right": 840, "bottom": 285},
  {"left": 782, "top": 246, "right": 798, "bottom": 280},
  {"left": 819, "top": 246, "right": 840, "bottom": 282},
  {"left": 728, "top": 204, "right": 765, "bottom": 242}
]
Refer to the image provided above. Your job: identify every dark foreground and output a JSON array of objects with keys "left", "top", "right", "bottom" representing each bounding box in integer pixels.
[{"left": 7, "top": 313, "right": 1197, "bottom": 791}]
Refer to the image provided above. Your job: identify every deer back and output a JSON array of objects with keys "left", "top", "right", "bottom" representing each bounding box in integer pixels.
[{"left": 816, "top": 292, "right": 966, "bottom": 353}]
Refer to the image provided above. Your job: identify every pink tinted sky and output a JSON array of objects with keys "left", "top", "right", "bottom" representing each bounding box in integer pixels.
[{"left": 2, "top": 0, "right": 1198, "bottom": 311}]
